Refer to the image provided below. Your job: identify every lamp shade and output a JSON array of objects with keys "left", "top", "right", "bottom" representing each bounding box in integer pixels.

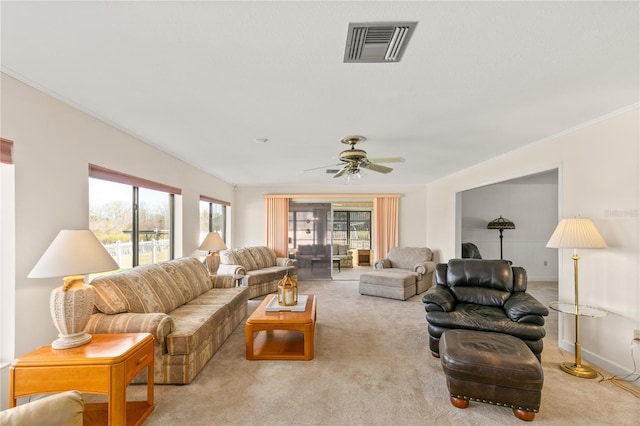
[
  {"left": 546, "top": 217, "right": 607, "bottom": 249},
  {"left": 198, "top": 232, "right": 227, "bottom": 253},
  {"left": 487, "top": 216, "right": 516, "bottom": 230},
  {"left": 28, "top": 230, "right": 119, "bottom": 278}
]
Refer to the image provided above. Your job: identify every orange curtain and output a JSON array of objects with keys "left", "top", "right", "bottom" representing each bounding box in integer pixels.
[
  {"left": 1, "top": 138, "right": 14, "bottom": 164},
  {"left": 265, "top": 196, "right": 289, "bottom": 258},
  {"left": 373, "top": 196, "right": 399, "bottom": 261}
]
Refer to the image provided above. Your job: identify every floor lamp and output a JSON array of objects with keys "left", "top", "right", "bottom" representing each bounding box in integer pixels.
[
  {"left": 546, "top": 217, "right": 607, "bottom": 378},
  {"left": 487, "top": 216, "right": 515, "bottom": 260}
]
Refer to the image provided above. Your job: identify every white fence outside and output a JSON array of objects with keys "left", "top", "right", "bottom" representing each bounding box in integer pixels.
[{"left": 104, "top": 239, "right": 171, "bottom": 266}]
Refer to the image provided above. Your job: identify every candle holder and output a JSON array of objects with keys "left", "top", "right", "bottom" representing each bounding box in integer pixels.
[{"left": 277, "top": 274, "right": 298, "bottom": 306}]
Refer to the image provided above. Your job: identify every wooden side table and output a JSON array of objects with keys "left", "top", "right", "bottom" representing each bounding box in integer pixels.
[
  {"left": 357, "top": 249, "right": 371, "bottom": 266},
  {"left": 9, "top": 333, "right": 154, "bottom": 426}
]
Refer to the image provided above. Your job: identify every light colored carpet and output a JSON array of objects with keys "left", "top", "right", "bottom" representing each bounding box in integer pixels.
[{"left": 123, "top": 280, "right": 639, "bottom": 425}]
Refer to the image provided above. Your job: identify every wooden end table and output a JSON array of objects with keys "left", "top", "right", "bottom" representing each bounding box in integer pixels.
[
  {"left": 246, "top": 294, "right": 316, "bottom": 360},
  {"left": 9, "top": 333, "right": 154, "bottom": 426}
]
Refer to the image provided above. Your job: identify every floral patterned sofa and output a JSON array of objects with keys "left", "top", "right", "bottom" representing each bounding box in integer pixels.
[
  {"left": 332, "top": 244, "right": 354, "bottom": 268},
  {"left": 295, "top": 244, "right": 353, "bottom": 269},
  {"left": 217, "top": 246, "right": 297, "bottom": 299},
  {"left": 87, "top": 257, "right": 248, "bottom": 385}
]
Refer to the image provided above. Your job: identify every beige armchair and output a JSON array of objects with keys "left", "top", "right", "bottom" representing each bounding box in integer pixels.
[
  {"left": 1, "top": 390, "right": 84, "bottom": 426},
  {"left": 374, "top": 247, "right": 436, "bottom": 294}
]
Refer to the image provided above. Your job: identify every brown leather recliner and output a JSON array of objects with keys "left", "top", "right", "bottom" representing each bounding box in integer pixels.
[{"left": 422, "top": 259, "right": 549, "bottom": 360}]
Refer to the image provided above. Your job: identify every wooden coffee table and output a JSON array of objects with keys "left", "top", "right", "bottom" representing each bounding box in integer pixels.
[{"left": 246, "top": 294, "right": 316, "bottom": 361}]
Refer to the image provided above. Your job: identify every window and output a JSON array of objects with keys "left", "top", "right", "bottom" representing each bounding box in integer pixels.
[
  {"left": 332, "top": 210, "right": 371, "bottom": 249},
  {"left": 199, "top": 196, "right": 229, "bottom": 244},
  {"left": 89, "top": 165, "right": 180, "bottom": 268},
  {"left": 289, "top": 211, "right": 320, "bottom": 247}
]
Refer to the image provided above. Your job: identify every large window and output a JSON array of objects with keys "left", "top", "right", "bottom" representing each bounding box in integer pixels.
[
  {"left": 199, "top": 196, "right": 229, "bottom": 244},
  {"left": 332, "top": 210, "right": 371, "bottom": 249},
  {"left": 89, "top": 165, "right": 180, "bottom": 268}
]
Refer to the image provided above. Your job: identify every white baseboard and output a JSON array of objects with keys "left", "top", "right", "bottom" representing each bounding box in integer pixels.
[{"left": 557, "top": 340, "right": 640, "bottom": 387}]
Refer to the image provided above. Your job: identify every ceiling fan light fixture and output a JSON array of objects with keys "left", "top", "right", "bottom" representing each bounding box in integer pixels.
[{"left": 346, "top": 168, "right": 363, "bottom": 184}]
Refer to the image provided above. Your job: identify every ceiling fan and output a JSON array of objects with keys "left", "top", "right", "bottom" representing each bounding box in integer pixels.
[{"left": 305, "top": 135, "right": 403, "bottom": 179}]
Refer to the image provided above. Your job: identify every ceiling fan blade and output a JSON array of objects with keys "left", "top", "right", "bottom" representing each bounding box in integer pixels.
[
  {"left": 360, "top": 161, "right": 393, "bottom": 174},
  {"left": 333, "top": 166, "right": 349, "bottom": 178},
  {"left": 304, "top": 163, "right": 342, "bottom": 172},
  {"left": 367, "top": 156, "right": 405, "bottom": 163}
]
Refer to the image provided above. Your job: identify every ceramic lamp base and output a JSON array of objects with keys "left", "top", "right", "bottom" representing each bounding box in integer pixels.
[
  {"left": 52, "top": 332, "right": 92, "bottom": 349},
  {"left": 205, "top": 253, "right": 221, "bottom": 274},
  {"left": 49, "top": 277, "right": 96, "bottom": 350}
]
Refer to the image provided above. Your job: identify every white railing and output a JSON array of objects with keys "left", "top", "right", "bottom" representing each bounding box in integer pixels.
[{"left": 104, "top": 240, "right": 171, "bottom": 265}]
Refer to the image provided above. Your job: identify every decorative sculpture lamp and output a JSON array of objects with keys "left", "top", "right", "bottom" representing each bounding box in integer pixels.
[
  {"left": 546, "top": 216, "right": 607, "bottom": 378},
  {"left": 487, "top": 216, "right": 516, "bottom": 260},
  {"left": 28, "top": 230, "right": 119, "bottom": 349},
  {"left": 198, "top": 232, "right": 227, "bottom": 274},
  {"left": 277, "top": 274, "right": 298, "bottom": 306}
]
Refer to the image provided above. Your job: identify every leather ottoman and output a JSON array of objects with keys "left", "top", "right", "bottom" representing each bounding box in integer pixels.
[
  {"left": 439, "top": 330, "right": 544, "bottom": 421},
  {"left": 359, "top": 270, "right": 416, "bottom": 300}
]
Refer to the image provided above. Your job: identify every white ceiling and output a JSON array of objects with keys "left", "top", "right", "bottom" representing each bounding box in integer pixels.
[{"left": 1, "top": 1, "right": 638, "bottom": 187}]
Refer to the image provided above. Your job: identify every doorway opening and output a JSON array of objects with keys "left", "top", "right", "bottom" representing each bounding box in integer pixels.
[{"left": 288, "top": 199, "right": 374, "bottom": 280}]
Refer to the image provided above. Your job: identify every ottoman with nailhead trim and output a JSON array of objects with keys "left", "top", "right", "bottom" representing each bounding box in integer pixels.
[{"left": 439, "top": 329, "right": 544, "bottom": 421}]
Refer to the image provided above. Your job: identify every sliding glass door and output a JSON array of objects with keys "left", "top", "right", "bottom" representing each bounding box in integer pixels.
[{"left": 288, "top": 201, "right": 332, "bottom": 280}]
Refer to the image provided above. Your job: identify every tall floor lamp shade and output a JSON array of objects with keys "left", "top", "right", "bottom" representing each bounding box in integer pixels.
[
  {"left": 546, "top": 217, "right": 607, "bottom": 378},
  {"left": 28, "top": 230, "right": 119, "bottom": 349},
  {"left": 487, "top": 216, "right": 515, "bottom": 260},
  {"left": 199, "top": 232, "right": 227, "bottom": 274}
]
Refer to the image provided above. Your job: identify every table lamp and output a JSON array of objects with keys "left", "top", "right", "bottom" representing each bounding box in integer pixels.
[
  {"left": 487, "top": 216, "right": 515, "bottom": 260},
  {"left": 28, "top": 230, "right": 119, "bottom": 349},
  {"left": 198, "top": 232, "right": 227, "bottom": 274},
  {"left": 546, "top": 217, "right": 607, "bottom": 378}
]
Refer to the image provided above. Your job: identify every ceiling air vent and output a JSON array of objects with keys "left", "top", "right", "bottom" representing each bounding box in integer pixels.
[{"left": 344, "top": 21, "right": 417, "bottom": 63}]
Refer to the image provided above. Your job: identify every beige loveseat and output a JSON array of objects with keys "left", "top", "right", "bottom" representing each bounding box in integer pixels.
[
  {"left": 87, "top": 257, "right": 248, "bottom": 385},
  {"left": 332, "top": 244, "right": 354, "bottom": 268},
  {"left": 218, "top": 246, "right": 297, "bottom": 299},
  {"left": 295, "top": 244, "right": 353, "bottom": 269}
]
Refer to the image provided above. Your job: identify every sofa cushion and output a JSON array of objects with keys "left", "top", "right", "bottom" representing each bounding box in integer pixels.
[
  {"left": 446, "top": 259, "right": 513, "bottom": 306},
  {"left": 332, "top": 244, "right": 350, "bottom": 256},
  {"left": 187, "top": 287, "right": 248, "bottom": 314},
  {"left": 427, "top": 303, "right": 546, "bottom": 341},
  {"left": 92, "top": 263, "right": 187, "bottom": 314},
  {"left": 220, "top": 247, "right": 259, "bottom": 271},
  {"left": 247, "top": 246, "right": 276, "bottom": 270},
  {"left": 165, "top": 304, "right": 229, "bottom": 355},
  {"left": 244, "top": 266, "right": 290, "bottom": 286},
  {"left": 388, "top": 247, "right": 433, "bottom": 269},
  {"left": 158, "top": 257, "right": 212, "bottom": 300}
]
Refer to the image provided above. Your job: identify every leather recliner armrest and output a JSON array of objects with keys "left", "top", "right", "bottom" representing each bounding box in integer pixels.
[
  {"left": 504, "top": 292, "right": 549, "bottom": 323},
  {"left": 422, "top": 285, "right": 456, "bottom": 312}
]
